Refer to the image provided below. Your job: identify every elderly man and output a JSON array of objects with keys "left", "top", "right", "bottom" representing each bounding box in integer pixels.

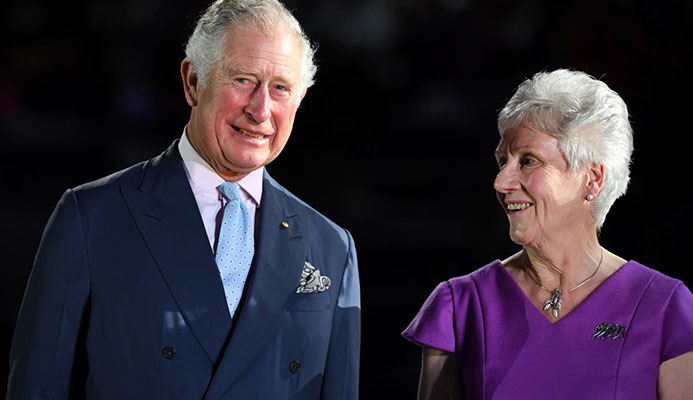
[{"left": 8, "top": 1, "right": 360, "bottom": 398}]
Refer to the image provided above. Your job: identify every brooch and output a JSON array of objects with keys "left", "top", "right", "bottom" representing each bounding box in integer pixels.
[{"left": 592, "top": 322, "right": 627, "bottom": 340}]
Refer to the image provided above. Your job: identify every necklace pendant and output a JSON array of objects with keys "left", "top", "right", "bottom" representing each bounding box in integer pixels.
[{"left": 543, "top": 289, "right": 562, "bottom": 319}]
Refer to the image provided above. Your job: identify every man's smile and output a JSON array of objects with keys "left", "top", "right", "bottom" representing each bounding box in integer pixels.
[{"left": 231, "top": 125, "right": 268, "bottom": 140}]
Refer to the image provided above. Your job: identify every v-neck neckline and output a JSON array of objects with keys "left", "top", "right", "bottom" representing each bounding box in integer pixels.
[{"left": 497, "top": 260, "right": 634, "bottom": 325}]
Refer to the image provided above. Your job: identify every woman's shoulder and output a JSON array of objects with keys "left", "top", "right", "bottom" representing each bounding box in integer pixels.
[
  {"left": 620, "top": 260, "right": 687, "bottom": 293},
  {"left": 402, "top": 260, "right": 505, "bottom": 352},
  {"left": 624, "top": 261, "right": 693, "bottom": 362},
  {"left": 445, "top": 259, "right": 506, "bottom": 292},
  {"left": 616, "top": 261, "right": 692, "bottom": 326}
]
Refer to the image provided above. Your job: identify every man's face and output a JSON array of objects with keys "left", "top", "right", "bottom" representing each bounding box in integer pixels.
[{"left": 183, "top": 24, "right": 305, "bottom": 180}]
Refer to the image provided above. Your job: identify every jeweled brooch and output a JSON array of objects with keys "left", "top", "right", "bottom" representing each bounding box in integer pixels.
[{"left": 592, "top": 322, "right": 627, "bottom": 340}]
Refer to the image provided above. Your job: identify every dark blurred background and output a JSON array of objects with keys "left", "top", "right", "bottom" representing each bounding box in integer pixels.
[{"left": 3, "top": 0, "right": 692, "bottom": 397}]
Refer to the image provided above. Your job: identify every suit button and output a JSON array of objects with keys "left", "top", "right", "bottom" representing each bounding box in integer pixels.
[
  {"left": 162, "top": 347, "right": 176, "bottom": 360},
  {"left": 289, "top": 360, "right": 301, "bottom": 374}
]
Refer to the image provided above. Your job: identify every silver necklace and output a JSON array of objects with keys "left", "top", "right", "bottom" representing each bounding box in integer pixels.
[{"left": 527, "top": 250, "right": 604, "bottom": 319}]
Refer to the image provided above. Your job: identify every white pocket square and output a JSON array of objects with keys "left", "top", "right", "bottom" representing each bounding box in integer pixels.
[{"left": 296, "top": 261, "right": 331, "bottom": 293}]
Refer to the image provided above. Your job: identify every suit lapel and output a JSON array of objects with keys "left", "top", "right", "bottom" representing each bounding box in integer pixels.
[
  {"left": 120, "top": 142, "right": 231, "bottom": 365},
  {"left": 204, "top": 172, "right": 309, "bottom": 399}
]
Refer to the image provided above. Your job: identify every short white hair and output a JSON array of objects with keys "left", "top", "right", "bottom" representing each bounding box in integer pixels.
[
  {"left": 497, "top": 69, "right": 634, "bottom": 229},
  {"left": 185, "top": 0, "right": 317, "bottom": 90}
]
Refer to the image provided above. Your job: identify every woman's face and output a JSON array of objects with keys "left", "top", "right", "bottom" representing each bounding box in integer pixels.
[{"left": 493, "top": 124, "right": 588, "bottom": 247}]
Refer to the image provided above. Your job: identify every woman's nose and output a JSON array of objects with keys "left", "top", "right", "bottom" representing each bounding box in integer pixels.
[{"left": 493, "top": 164, "right": 519, "bottom": 193}]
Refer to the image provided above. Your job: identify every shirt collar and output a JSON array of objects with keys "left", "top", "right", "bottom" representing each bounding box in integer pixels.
[{"left": 178, "top": 128, "right": 263, "bottom": 206}]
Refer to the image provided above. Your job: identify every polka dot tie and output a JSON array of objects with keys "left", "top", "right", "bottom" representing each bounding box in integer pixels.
[{"left": 215, "top": 182, "right": 254, "bottom": 319}]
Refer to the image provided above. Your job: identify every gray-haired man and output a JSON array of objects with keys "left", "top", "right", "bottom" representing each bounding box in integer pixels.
[{"left": 9, "top": 1, "right": 360, "bottom": 398}]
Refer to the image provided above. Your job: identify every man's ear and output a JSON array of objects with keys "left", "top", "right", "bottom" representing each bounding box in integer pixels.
[
  {"left": 181, "top": 59, "right": 199, "bottom": 106},
  {"left": 586, "top": 162, "right": 606, "bottom": 199}
]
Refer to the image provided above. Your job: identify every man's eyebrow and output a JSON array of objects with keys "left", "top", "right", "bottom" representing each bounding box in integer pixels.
[
  {"left": 224, "top": 63, "right": 254, "bottom": 75},
  {"left": 223, "top": 64, "right": 296, "bottom": 85}
]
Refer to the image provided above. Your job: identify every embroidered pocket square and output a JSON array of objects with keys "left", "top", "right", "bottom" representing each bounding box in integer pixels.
[{"left": 296, "top": 261, "right": 331, "bottom": 293}]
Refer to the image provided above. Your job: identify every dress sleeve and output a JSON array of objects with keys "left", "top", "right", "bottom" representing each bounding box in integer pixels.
[
  {"left": 402, "top": 281, "right": 456, "bottom": 353},
  {"left": 660, "top": 282, "right": 693, "bottom": 362}
]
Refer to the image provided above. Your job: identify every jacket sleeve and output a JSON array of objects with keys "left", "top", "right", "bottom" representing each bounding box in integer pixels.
[
  {"left": 321, "top": 229, "right": 361, "bottom": 400},
  {"left": 8, "top": 189, "right": 91, "bottom": 399}
]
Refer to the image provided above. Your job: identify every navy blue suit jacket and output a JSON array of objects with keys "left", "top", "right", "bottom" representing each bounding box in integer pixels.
[{"left": 8, "top": 141, "right": 360, "bottom": 399}]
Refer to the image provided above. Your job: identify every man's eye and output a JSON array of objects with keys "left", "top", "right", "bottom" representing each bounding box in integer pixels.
[
  {"left": 233, "top": 77, "right": 256, "bottom": 86},
  {"left": 273, "top": 84, "right": 292, "bottom": 95}
]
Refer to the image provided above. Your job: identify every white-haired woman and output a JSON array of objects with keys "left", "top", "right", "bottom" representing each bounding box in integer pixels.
[{"left": 403, "top": 69, "right": 693, "bottom": 399}]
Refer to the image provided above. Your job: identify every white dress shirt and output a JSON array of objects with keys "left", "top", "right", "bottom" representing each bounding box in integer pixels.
[{"left": 178, "top": 129, "right": 263, "bottom": 251}]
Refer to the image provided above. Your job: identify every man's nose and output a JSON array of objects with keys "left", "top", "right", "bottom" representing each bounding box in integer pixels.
[{"left": 245, "top": 86, "right": 271, "bottom": 123}]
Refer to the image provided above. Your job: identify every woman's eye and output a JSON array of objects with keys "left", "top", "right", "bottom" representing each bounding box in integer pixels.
[
  {"left": 520, "top": 157, "right": 536, "bottom": 167},
  {"left": 496, "top": 156, "right": 506, "bottom": 169}
]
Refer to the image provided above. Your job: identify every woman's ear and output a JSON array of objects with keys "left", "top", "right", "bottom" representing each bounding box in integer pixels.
[
  {"left": 181, "top": 59, "right": 199, "bottom": 106},
  {"left": 586, "top": 163, "right": 606, "bottom": 200}
]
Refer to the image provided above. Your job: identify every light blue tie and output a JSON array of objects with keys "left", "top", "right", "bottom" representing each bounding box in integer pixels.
[{"left": 215, "top": 182, "right": 254, "bottom": 318}]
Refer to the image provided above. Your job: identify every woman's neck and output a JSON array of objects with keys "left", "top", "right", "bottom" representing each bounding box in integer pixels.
[{"left": 521, "top": 234, "right": 603, "bottom": 291}]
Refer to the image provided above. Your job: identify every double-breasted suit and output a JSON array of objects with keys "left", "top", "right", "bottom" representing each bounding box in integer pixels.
[{"left": 9, "top": 141, "right": 360, "bottom": 399}]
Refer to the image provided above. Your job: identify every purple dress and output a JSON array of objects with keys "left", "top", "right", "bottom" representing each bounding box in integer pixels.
[{"left": 402, "top": 260, "right": 693, "bottom": 399}]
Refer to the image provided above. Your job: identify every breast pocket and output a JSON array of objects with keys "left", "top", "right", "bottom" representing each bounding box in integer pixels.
[{"left": 286, "top": 291, "right": 332, "bottom": 312}]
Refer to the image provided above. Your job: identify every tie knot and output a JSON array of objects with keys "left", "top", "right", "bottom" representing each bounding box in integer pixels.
[{"left": 218, "top": 182, "right": 242, "bottom": 202}]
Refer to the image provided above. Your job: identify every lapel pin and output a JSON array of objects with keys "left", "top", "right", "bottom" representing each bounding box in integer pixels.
[{"left": 296, "top": 261, "right": 331, "bottom": 293}]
